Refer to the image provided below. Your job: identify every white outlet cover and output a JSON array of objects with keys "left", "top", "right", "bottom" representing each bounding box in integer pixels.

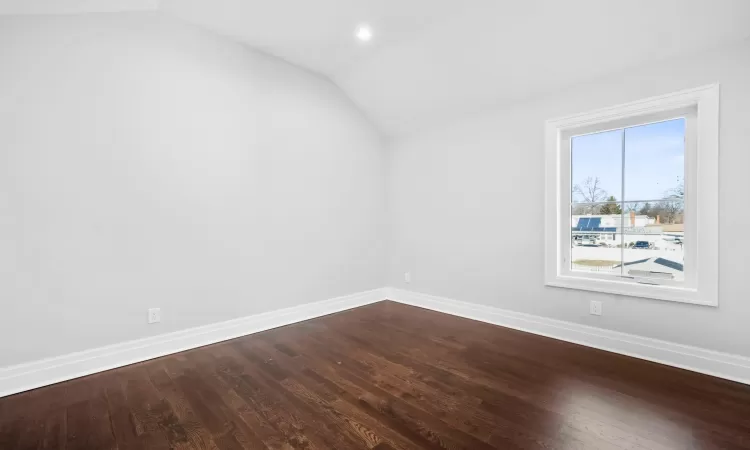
[
  {"left": 404, "top": 272, "right": 411, "bottom": 283},
  {"left": 590, "top": 301, "right": 602, "bottom": 316},
  {"left": 148, "top": 308, "right": 161, "bottom": 324}
]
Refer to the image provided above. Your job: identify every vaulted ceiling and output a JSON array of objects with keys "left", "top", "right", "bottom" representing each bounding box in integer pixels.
[{"left": 2, "top": 0, "right": 750, "bottom": 137}]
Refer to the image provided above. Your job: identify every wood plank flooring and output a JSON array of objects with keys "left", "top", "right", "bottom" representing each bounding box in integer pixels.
[{"left": 2, "top": 300, "right": 750, "bottom": 449}]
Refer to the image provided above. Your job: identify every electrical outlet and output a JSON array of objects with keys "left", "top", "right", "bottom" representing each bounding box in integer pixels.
[
  {"left": 590, "top": 301, "right": 602, "bottom": 316},
  {"left": 148, "top": 308, "right": 161, "bottom": 324},
  {"left": 404, "top": 272, "right": 411, "bottom": 283}
]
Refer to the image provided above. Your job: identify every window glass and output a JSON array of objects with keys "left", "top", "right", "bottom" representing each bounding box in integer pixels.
[{"left": 570, "top": 119, "right": 685, "bottom": 281}]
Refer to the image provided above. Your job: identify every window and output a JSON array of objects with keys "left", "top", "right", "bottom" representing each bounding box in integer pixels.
[{"left": 544, "top": 85, "right": 719, "bottom": 306}]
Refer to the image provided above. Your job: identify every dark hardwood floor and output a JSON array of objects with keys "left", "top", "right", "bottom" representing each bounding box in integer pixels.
[{"left": 2, "top": 301, "right": 750, "bottom": 449}]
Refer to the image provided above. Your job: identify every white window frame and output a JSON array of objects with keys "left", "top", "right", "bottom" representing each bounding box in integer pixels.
[{"left": 544, "top": 84, "right": 719, "bottom": 306}]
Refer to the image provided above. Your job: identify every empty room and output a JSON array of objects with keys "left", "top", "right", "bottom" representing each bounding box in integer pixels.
[{"left": 2, "top": 0, "right": 750, "bottom": 448}]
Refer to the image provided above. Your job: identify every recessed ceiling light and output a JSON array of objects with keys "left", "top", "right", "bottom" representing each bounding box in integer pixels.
[{"left": 355, "top": 25, "right": 373, "bottom": 42}]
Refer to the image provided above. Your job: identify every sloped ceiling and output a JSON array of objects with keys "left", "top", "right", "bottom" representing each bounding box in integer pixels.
[
  {"left": 3, "top": 0, "right": 750, "bottom": 137},
  {"left": 337, "top": 0, "right": 750, "bottom": 136},
  {"left": 159, "top": 0, "right": 477, "bottom": 78}
]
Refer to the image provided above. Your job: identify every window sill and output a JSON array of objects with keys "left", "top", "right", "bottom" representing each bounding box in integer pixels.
[{"left": 545, "top": 275, "right": 717, "bottom": 307}]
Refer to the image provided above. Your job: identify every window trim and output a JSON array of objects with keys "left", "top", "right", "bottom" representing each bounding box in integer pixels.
[{"left": 544, "top": 84, "right": 719, "bottom": 307}]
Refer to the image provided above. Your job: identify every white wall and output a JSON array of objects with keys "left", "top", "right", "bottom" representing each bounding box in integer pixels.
[
  {"left": 387, "top": 39, "right": 750, "bottom": 357},
  {"left": 0, "top": 13, "right": 386, "bottom": 367}
]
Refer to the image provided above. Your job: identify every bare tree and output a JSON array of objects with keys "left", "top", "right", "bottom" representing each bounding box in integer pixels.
[
  {"left": 667, "top": 180, "right": 684, "bottom": 199},
  {"left": 571, "top": 204, "right": 588, "bottom": 215},
  {"left": 625, "top": 202, "right": 641, "bottom": 213},
  {"left": 655, "top": 200, "right": 683, "bottom": 224},
  {"left": 573, "top": 177, "right": 608, "bottom": 214},
  {"left": 653, "top": 179, "right": 684, "bottom": 224}
]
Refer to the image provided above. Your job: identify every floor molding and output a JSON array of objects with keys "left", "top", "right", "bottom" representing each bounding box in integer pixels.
[
  {"left": 386, "top": 287, "right": 750, "bottom": 386},
  {"left": 4, "top": 286, "right": 749, "bottom": 398},
  {"left": 0, "top": 288, "right": 386, "bottom": 398}
]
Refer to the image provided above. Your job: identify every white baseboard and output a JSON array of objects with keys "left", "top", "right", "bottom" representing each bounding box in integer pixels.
[
  {"left": 386, "top": 287, "right": 750, "bottom": 386},
  {"left": 4, "top": 286, "right": 749, "bottom": 398},
  {"left": 0, "top": 288, "right": 386, "bottom": 398}
]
